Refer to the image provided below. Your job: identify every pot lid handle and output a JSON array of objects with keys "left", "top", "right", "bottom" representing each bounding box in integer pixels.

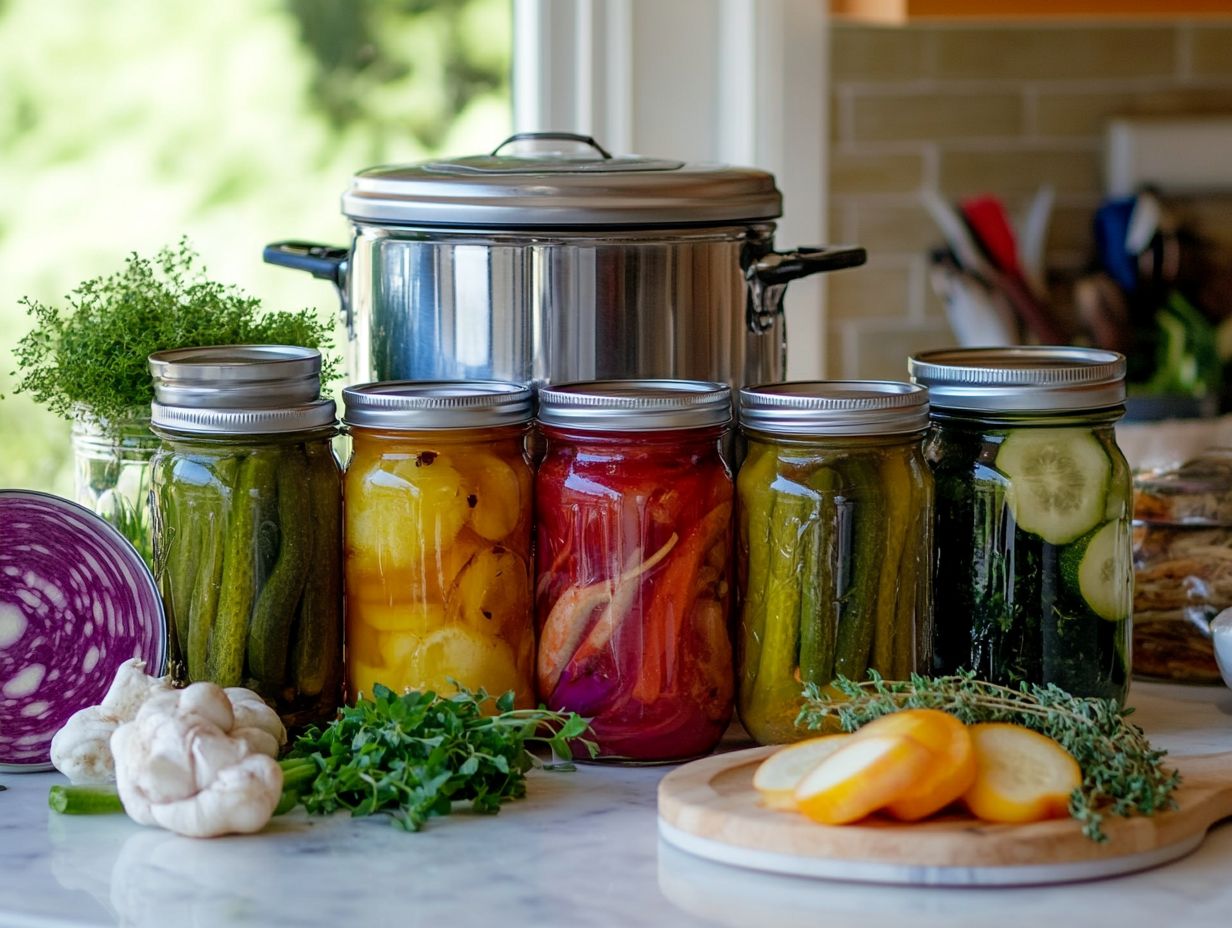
[{"left": 491, "top": 131, "right": 613, "bottom": 160}]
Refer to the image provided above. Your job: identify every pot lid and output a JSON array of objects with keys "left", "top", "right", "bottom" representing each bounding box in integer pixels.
[{"left": 341, "top": 132, "right": 783, "bottom": 228}]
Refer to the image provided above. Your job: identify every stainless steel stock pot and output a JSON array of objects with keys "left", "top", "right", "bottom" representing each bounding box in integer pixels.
[{"left": 265, "top": 132, "right": 866, "bottom": 392}]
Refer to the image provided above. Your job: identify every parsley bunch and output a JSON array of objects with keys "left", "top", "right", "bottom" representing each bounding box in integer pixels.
[
  {"left": 796, "top": 671, "right": 1181, "bottom": 842},
  {"left": 279, "top": 684, "right": 597, "bottom": 832},
  {"left": 13, "top": 239, "right": 337, "bottom": 427}
]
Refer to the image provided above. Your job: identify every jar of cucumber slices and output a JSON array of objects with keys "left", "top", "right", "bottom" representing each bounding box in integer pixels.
[{"left": 908, "top": 347, "right": 1133, "bottom": 704}]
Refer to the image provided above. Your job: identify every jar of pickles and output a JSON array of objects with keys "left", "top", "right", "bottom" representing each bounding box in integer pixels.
[
  {"left": 342, "top": 381, "right": 536, "bottom": 707},
  {"left": 535, "top": 380, "right": 735, "bottom": 762},
  {"left": 149, "top": 346, "right": 343, "bottom": 729},
  {"left": 908, "top": 347, "right": 1133, "bottom": 703},
  {"left": 736, "top": 382, "right": 933, "bottom": 744}
]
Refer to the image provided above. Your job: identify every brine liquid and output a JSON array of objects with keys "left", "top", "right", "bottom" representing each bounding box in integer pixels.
[
  {"left": 926, "top": 421, "right": 1131, "bottom": 703},
  {"left": 343, "top": 426, "right": 535, "bottom": 710},
  {"left": 535, "top": 426, "right": 734, "bottom": 762},
  {"left": 735, "top": 436, "right": 933, "bottom": 745}
]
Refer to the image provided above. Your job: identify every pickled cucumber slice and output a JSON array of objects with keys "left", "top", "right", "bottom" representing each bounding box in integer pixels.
[
  {"left": 349, "top": 658, "right": 387, "bottom": 700},
  {"left": 445, "top": 546, "right": 532, "bottom": 633},
  {"left": 1061, "top": 521, "right": 1132, "bottom": 622},
  {"left": 354, "top": 602, "right": 444, "bottom": 634},
  {"left": 346, "top": 454, "right": 468, "bottom": 573},
  {"left": 458, "top": 454, "right": 523, "bottom": 541},
  {"left": 995, "top": 429, "right": 1110, "bottom": 545},
  {"left": 409, "top": 626, "right": 522, "bottom": 702}
]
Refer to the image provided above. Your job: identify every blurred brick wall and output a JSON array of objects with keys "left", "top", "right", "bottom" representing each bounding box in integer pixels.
[{"left": 826, "top": 22, "right": 1232, "bottom": 380}]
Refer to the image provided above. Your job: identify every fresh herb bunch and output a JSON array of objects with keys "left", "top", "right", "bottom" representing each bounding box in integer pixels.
[
  {"left": 796, "top": 671, "right": 1181, "bottom": 842},
  {"left": 279, "top": 683, "right": 597, "bottom": 832},
  {"left": 13, "top": 239, "right": 338, "bottom": 426}
]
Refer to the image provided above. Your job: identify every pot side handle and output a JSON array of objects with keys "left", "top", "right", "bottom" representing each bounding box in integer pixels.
[
  {"left": 263, "top": 240, "right": 351, "bottom": 331},
  {"left": 753, "top": 244, "right": 867, "bottom": 286},
  {"left": 746, "top": 244, "right": 867, "bottom": 333},
  {"left": 263, "top": 241, "right": 349, "bottom": 283}
]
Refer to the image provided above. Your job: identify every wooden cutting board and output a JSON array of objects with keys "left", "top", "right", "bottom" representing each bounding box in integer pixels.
[{"left": 657, "top": 747, "right": 1232, "bottom": 886}]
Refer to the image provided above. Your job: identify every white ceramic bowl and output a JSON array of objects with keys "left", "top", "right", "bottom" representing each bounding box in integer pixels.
[{"left": 1211, "top": 608, "right": 1232, "bottom": 688}]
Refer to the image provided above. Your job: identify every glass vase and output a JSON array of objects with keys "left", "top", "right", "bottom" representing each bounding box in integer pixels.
[{"left": 72, "top": 413, "right": 159, "bottom": 567}]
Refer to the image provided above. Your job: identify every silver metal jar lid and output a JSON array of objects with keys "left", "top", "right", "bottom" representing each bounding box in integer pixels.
[
  {"left": 908, "top": 346, "right": 1126, "bottom": 413},
  {"left": 537, "top": 380, "right": 732, "bottom": 431},
  {"left": 739, "top": 381, "right": 930, "bottom": 436},
  {"left": 342, "top": 381, "right": 534, "bottom": 429},
  {"left": 150, "top": 401, "right": 337, "bottom": 435},
  {"left": 341, "top": 132, "right": 782, "bottom": 228},
  {"left": 149, "top": 345, "right": 334, "bottom": 434},
  {"left": 149, "top": 345, "right": 321, "bottom": 408}
]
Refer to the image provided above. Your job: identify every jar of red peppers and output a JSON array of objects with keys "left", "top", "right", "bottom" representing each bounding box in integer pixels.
[
  {"left": 535, "top": 380, "right": 735, "bottom": 763},
  {"left": 342, "top": 381, "right": 536, "bottom": 708},
  {"left": 736, "top": 382, "right": 933, "bottom": 744}
]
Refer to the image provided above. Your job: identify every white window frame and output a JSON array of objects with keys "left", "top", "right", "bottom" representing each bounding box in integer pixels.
[{"left": 512, "top": 0, "right": 832, "bottom": 378}]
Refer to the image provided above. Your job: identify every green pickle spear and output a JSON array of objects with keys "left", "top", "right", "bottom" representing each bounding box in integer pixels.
[
  {"left": 208, "top": 451, "right": 278, "bottom": 687},
  {"left": 832, "top": 455, "right": 885, "bottom": 681},
  {"left": 292, "top": 447, "right": 342, "bottom": 698},
  {"left": 870, "top": 449, "right": 912, "bottom": 675},
  {"left": 248, "top": 448, "right": 313, "bottom": 689}
]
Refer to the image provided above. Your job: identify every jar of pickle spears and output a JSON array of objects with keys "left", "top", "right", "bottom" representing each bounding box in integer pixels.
[
  {"left": 342, "top": 381, "right": 536, "bottom": 708},
  {"left": 149, "top": 346, "right": 343, "bottom": 730},
  {"left": 908, "top": 347, "right": 1133, "bottom": 704},
  {"left": 736, "top": 382, "right": 933, "bottom": 745},
  {"left": 535, "top": 380, "right": 735, "bottom": 763}
]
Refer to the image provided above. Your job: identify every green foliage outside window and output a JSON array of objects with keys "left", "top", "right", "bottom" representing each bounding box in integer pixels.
[{"left": 0, "top": 0, "right": 511, "bottom": 492}]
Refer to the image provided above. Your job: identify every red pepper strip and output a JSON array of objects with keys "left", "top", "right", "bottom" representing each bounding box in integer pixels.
[
  {"left": 535, "top": 522, "right": 576, "bottom": 601},
  {"left": 536, "top": 534, "right": 679, "bottom": 697},
  {"left": 564, "top": 534, "right": 679, "bottom": 680},
  {"left": 631, "top": 501, "right": 733, "bottom": 705},
  {"left": 536, "top": 574, "right": 618, "bottom": 699}
]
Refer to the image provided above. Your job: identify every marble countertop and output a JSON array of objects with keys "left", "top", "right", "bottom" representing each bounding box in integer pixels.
[{"left": 2, "top": 682, "right": 1231, "bottom": 928}]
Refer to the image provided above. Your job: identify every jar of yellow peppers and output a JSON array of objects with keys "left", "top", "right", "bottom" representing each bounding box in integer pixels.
[{"left": 342, "top": 381, "right": 535, "bottom": 706}]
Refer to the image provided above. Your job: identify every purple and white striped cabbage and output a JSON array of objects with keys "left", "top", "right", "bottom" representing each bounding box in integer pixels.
[{"left": 0, "top": 491, "right": 165, "bottom": 769}]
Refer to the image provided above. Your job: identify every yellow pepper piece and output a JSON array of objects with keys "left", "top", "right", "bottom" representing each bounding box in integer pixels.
[
  {"left": 793, "top": 734, "right": 933, "bottom": 825},
  {"left": 963, "top": 723, "right": 1081, "bottom": 824}
]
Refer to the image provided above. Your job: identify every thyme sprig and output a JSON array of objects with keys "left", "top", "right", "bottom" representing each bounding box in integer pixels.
[{"left": 796, "top": 671, "right": 1181, "bottom": 842}]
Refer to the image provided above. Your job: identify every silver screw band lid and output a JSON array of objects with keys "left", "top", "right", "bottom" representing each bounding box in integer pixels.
[
  {"left": 537, "top": 380, "right": 732, "bottom": 431},
  {"left": 908, "top": 346, "right": 1126, "bottom": 413},
  {"left": 739, "top": 381, "right": 929, "bottom": 436},
  {"left": 342, "top": 381, "right": 534, "bottom": 429},
  {"left": 149, "top": 345, "right": 322, "bottom": 408},
  {"left": 148, "top": 345, "right": 333, "bottom": 434},
  {"left": 151, "top": 400, "right": 337, "bottom": 435}
]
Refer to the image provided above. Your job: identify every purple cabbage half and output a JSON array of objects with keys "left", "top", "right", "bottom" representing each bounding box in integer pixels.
[{"left": 0, "top": 490, "right": 165, "bottom": 770}]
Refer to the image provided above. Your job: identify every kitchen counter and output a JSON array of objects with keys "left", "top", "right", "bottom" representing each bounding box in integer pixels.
[{"left": 2, "top": 682, "right": 1230, "bottom": 928}]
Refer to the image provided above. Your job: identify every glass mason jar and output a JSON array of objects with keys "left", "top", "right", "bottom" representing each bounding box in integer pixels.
[
  {"left": 535, "top": 380, "right": 735, "bottom": 763},
  {"left": 736, "top": 382, "right": 933, "bottom": 745},
  {"left": 909, "top": 347, "right": 1133, "bottom": 704},
  {"left": 72, "top": 412, "right": 160, "bottom": 567},
  {"left": 1131, "top": 450, "right": 1232, "bottom": 684},
  {"left": 148, "top": 346, "right": 343, "bottom": 729},
  {"left": 341, "top": 381, "right": 536, "bottom": 708}
]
